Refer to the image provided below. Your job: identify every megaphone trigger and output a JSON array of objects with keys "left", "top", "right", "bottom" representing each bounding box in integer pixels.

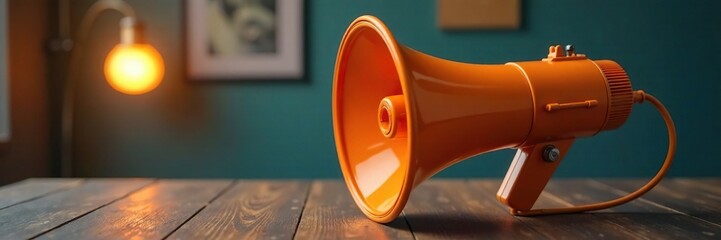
[{"left": 498, "top": 139, "right": 575, "bottom": 212}]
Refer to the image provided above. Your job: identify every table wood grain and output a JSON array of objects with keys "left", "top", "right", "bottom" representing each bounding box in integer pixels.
[{"left": 0, "top": 178, "right": 718, "bottom": 240}]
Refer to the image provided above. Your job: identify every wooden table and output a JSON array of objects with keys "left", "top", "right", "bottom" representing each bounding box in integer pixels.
[{"left": 0, "top": 178, "right": 719, "bottom": 239}]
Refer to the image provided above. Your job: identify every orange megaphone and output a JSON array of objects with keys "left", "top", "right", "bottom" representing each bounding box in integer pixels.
[{"left": 332, "top": 15, "right": 676, "bottom": 223}]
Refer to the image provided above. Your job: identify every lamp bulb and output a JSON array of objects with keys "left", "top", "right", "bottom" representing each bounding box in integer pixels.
[{"left": 104, "top": 43, "right": 165, "bottom": 95}]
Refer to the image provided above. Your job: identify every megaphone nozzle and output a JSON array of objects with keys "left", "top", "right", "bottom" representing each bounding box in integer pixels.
[{"left": 378, "top": 95, "right": 407, "bottom": 139}]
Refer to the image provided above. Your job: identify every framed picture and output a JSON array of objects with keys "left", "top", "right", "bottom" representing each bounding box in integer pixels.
[{"left": 186, "top": 0, "right": 303, "bottom": 80}]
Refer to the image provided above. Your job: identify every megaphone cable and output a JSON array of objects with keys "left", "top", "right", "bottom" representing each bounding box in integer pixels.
[{"left": 513, "top": 90, "right": 677, "bottom": 216}]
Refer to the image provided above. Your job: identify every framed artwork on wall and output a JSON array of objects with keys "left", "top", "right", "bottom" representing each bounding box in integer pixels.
[{"left": 186, "top": 0, "right": 304, "bottom": 80}]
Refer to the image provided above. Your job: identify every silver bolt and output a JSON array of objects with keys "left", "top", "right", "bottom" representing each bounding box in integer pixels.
[
  {"left": 565, "top": 44, "right": 575, "bottom": 56},
  {"left": 543, "top": 145, "right": 560, "bottom": 162}
]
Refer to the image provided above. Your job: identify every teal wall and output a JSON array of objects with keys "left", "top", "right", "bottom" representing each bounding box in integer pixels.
[{"left": 68, "top": 0, "right": 721, "bottom": 178}]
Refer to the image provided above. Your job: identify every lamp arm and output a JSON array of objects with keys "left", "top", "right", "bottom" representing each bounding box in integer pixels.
[
  {"left": 74, "top": 0, "right": 136, "bottom": 47},
  {"left": 60, "top": 0, "right": 137, "bottom": 176}
]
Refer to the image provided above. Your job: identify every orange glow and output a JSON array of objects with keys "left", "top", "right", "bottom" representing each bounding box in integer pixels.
[{"left": 104, "top": 44, "right": 164, "bottom": 95}]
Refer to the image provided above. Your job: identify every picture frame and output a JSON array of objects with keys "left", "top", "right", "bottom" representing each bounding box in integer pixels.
[{"left": 186, "top": 0, "right": 303, "bottom": 80}]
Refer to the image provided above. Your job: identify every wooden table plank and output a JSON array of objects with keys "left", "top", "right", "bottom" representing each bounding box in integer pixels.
[
  {"left": 403, "top": 179, "right": 540, "bottom": 240},
  {"left": 676, "top": 178, "right": 721, "bottom": 193},
  {"left": 168, "top": 180, "right": 309, "bottom": 240},
  {"left": 469, "top": 180, "right": 645, "bottom": 239},
  {"left": 660, "top": 178, "right": 721, "bottom": 204},
  {"left": 1, "top": 178, "right": 718, "bottom": 239},
  {"left": 37, "top": 179, "right": 232, "bottom": 239},
  {"left": 602, "top": 178, "right": 721, "bottom": 226},
  {"left": 294, "top": 180, "right": 413, "bottom": 240},
  {"left": 544, "top": 179, "right": 721, "bottom": 239},
  {"left": 0, "top": 178, "right": 83, "bottom": 210},
  {"left": 0, "top": 178, "right": 153, "bottom": 239}
]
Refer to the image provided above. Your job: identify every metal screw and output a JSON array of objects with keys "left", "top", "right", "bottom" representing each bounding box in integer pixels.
[
  {"left": 543, "top": 145, "right": 560, "bottom": 162},
  {"left": 565, "top": 44, "right": 575, "bottom": 56}
]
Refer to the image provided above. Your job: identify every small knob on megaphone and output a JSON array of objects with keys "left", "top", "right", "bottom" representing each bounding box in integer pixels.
[
  {"left": 378, "top": 95, "right": 407, "bottom": 139},
  {"left": 565, "top": 44, "right": 575, "bottom": 56},
  {"left": 542, "top": 145, "right": 561, "bottom": 162}
]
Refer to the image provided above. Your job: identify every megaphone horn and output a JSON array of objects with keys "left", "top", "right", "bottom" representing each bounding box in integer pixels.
[{"left": 332, "top": 15, "right": 676, "bottom": 223}]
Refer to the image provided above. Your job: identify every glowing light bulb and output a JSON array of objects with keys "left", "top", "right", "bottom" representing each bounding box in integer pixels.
[{"left": 104, "top": 43, "right": 164, "bottom": 95}]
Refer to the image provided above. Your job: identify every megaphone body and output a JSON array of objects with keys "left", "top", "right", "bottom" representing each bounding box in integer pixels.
[{"left": 333, "top": 16, "right": 675, "bottom": 223}]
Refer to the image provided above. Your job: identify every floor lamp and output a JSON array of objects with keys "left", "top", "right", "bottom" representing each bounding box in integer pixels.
[{"left": 60, "top": 0, "right": 165, "bottom": 176}]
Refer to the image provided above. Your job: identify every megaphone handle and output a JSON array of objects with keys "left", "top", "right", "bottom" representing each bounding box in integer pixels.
[
  {"left": 510, "top": 91, "right": 677, "bottom": 216},
  {"left": 497, "top": 139, "right": 575, "bottom": 212}
]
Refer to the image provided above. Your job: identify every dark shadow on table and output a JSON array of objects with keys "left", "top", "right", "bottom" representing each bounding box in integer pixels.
[{"left": 390, "top": 212, "right": 532, "bottom": 239}]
